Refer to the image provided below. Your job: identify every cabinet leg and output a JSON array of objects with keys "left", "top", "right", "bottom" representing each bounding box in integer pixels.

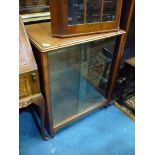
[{"left": 39, "top": 104, "right": 49, "bottom": 140}]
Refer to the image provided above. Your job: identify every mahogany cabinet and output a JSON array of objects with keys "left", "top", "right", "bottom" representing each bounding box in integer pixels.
[
  {"left": 19, "top": 16, "right": 48, "bottom": 140},
  {"left": 50, "top": 0, "right": 123, "bottom": 37},
  {"left": 25, "top": 22, "right": 125, "bottom": 136}
]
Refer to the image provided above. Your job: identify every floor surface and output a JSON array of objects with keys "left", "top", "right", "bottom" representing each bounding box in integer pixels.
[{"left": 19, "top": 105, "right": 135, "bottom": 155}]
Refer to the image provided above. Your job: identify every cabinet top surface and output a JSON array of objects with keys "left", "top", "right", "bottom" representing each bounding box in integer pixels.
[
  {"left": 19, "top": 16, "right": 37, "bottom": 74},
  {"left": 25, "top": 22, "right": 126, "bottom": 52}
]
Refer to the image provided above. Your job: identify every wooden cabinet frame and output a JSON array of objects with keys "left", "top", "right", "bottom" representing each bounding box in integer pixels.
[{"left": 51, "top": 0, "right": 123, "bottom": 37}]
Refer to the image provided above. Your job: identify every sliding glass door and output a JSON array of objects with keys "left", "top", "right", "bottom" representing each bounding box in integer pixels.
[{"left": 48, "top": 37, "right": 116, "bottom": 125}]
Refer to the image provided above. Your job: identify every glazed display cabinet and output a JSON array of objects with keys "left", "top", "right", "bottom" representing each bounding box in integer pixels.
[
  {"left": 51, "top": 0, "right": 123, "bottom": 37},
  {"left": 26, "top": 22, "right": 125, "bottom": 136}
]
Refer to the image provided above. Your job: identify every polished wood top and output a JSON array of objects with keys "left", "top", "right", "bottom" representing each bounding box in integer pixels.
[
  {"left": 19, "top": 16, "right": 37, "bottom": 74},
  {"left": 25, "top": 22, "right": 126, "bottom": 52}
]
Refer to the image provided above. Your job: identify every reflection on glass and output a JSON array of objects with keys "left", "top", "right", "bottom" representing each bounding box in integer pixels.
[
  {"left": 86, "top": 0, "right": 102, "bottom": 23},
  {"left": 48, "top": 46, "right": 81, "bottom": 125},
  {"left": 48, "top": 38, "right": 116, "bottom": 125},
  {"left": 88, "top": 38, "right": 116, "bottom": 95},
  {"left": 68, "top": 0, "right": 117, "bottom": 25},
  {"left": 102, "top": 0, "right": 117, "bottom": 22},
  {"left": 68, "top": 0, "right": 84, "bottom": 25}
]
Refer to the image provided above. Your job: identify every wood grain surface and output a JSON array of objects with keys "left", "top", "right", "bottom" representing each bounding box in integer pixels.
[{"left": 25, "top": 22, "right": 125, "bottom": 52}]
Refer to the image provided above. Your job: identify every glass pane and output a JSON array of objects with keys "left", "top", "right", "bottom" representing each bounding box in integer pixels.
[
  {"left": 102, "top": 0, "right": 117, "bottom": 22},
  {"left": 48, "top": 38, "right": 116, "bottom": 125},
  {"left": 78, "top": 43, "right": 105, "bottom": 112},
  {"left": 85, "top": 37, "right": 116, "bottom": 96},
  {"left": 68, "top": 0, "right": 84, "bottom": 25},
  {"left": 48, "top": 46, "right": 81, "bottom": 125},
  {"left": 86, "top": 0, "right": 102, "bottom": 23}
]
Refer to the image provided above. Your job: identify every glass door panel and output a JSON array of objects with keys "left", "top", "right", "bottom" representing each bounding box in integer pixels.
[
  {"left": 86, "top": 0, "right": 102, "bottom": 23},
  {"left": 48, "top": 46, "right": 81, "bottom": 125},
  {"left": 68, "top": 0, "right": 84, "bottom": 25},
  {"left": 48, "top": 37, "right": 116, "bottom": 125},
  {"left": 68, "top": 0, "right": 117, "bottom": 25},
  {"left": 78, "top": 43, "right": 105, "bottom": 111},
  {"left": 86, "top": 37, "right": 116, "bottom": 95},
  {"left": 102, "top": 0, "right": 117, "bottom": 22}
]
